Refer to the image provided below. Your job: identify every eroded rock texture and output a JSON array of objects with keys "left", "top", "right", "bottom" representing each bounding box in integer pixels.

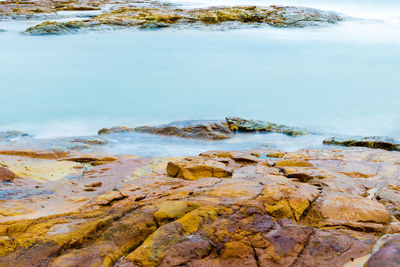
[
  {"left": 0, "top": 147, "right": 400, "bottom": 266},
  {"left": 20, "top": 5, "right": 344, "bottom": 35},
  {"left": 98, "top": 117, "right": 311, "bottom": 140},
  {"left": 324, "top": 136, "right": 400, "bottom": 151}
]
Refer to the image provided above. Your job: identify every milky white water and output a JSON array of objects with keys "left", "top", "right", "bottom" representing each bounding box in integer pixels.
[{"left": 0, "top": 0, "right": 399, "bottom": 156}]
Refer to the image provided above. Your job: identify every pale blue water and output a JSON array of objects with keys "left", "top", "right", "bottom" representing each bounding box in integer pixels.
[{"left": 1, "top": 0, "right": 400, "bottom": 155}]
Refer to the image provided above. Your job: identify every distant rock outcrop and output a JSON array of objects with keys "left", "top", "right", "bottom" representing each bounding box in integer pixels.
[
  {"left": 98, "top": 117, "right": 311, "bottom": 140},
  {"left": 24, "top": 5, "right": 344, "bottom": 35},
  {"left": 323, "top": 136, "right": 400, "bottom": 151}
]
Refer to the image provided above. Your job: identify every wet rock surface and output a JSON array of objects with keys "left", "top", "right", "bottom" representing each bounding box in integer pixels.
[
  {"left": 0, "top": 167, "right": 15, "bottom": 181},
  {"left": 98, "top": 120, "right": 233, "bottom": 140},
  {"left": 17, "top": 4, "right": 344, "bottom": 34},
  {"left": 98, "top": 117, "right": 311, "bottom": 140},
  {"left": 226, "top": 116, "right": 312, "bottom": 136},
  {"left": 0, "top": 147, "right": 399, "bottom": 265},
  {"left": 24, "top": 20, "right": 85, "bottom": 35},
  {"left": 0, "top": 131, "right": 29, "bottom": 142},
  {"left": 0, "top": 0, "right": 111, "bottom": 17},
  {"left": 365, "top": 234, "right": 400, "bottom": 267},
  {"left": 136, "top": 120, "right": 233, "bottom": 140},
  {"left": 323, "top": 136, "right": 400, "bottom": 151}
]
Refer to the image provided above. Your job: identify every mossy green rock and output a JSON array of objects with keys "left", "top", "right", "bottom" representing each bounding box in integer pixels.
[
  {"left": 24, "top": 21, "right": 86, "bottom": 35},
  {"left": 226, "top": 116, "right": 312, "bottom": 136},
  {"left": 24, "top": 5, "right": 343, "bottom": 35},
  {"left": 323, "top": 136, "right": 400, "bottom": 151}
]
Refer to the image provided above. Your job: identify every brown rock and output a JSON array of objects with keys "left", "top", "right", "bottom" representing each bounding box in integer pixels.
[
  {"left": 83, "top": 187, "right": 95, "bottom": 192},
  {"left": 376, "top": 186, "right": 400, "bottom": 220},
  {"left": 0, "top": 167, "right": 15, "bottom": 181},
  {"left": 48, "top": 206, "right": 158, "bottom": 267},
  {"left": 137, "top": 120, "right": 232, "bottom": 140},
  {"left": 62, "top": 155, "right": 118, "bottom": 165},
  {"left": 119, "top": 205, "right": 373, "bottom": 267},
  {"left": 199, "top": 150, "right": 260, "bottom": 163},
  {"left": 275, "top": 160, "right": 313, "bottom": 167},
  {"left": 154, "top": 201, "right": 191, "bottom": 225},
  {"left": 94, "top": 190, "right": 126, "bottom": 205},
  {"left": 2, "top": 147, "right": 400, "bottom": 266},
  {"left": 365, "top": 234, "right": 400, "bottom": 267},
  {"left": 98, "top": 126, "right": 135, "bottom": 135},
  {"left": 84, "top": 181, "right": 102, "bottom": 188},
  {"left": 296, "top": 229, "right": 376, "bottom": 266},
  {"left": 167, "top": 159, "right": 232, "bottom": 180},
  {"left": 226, "top": 116, "right": 312, "bottom": 136},
  {"left": 260, "top": 181, "right": 320, "bottom": 221},
  {"left": 323, "top": 136, "right": 400, "bottom": 151},
  {"left": 0, "top": 150, "right": 68, "bottom": 159},
  {"left": 305, "top": 192, "right": 392, "bottom": 232}
]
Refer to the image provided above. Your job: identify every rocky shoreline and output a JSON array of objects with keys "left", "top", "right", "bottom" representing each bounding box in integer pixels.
[
  {"left": 1, "top": 117, "right": 400, "bottom": 266},
  {"left": 0, "top": 0, "right": 346, "bottom": 34},
  {"left": 1, "top": 143, "right": 400, "bottom": 266},
  {"left": 2, "top": 117, "right": 400, "bottom": 155},
  {"left": 1, "top": 0, "right": 399, "bottom": 265}
]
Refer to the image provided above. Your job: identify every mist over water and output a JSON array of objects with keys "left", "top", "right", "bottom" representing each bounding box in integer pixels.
[{"left": 1, "top": 0, "right": 400, "bottom": 155}]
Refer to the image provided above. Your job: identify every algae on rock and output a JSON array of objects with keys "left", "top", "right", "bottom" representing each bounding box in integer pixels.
[{"left": 25, "top": 21, "right": 86, "bottom": 35}]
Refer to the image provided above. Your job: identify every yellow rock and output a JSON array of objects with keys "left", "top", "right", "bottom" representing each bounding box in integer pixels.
[
  {"left": 0, "top": 205, "right": 32, "bottom": 217},
  {"left": 154, "top": 201, "right": 190, "bottom": 225},
  {"left": 275, "top": 160, "right": 313, "bottom": 167},
  {"left": 305, "top": 192, "right": 392, "bottom": 232},
  {"left": 0, "top": 155, "right": 81, "bottom": 182},
  {"left": 94, "top": 191, "right": 126, "bottom": 205},
  {"left": 176, "top": 206, "right": 220, "bottom": 234},
  {"left": 167, "top": 159, "right": 232, "bottom": 180},
  {"left": 261, "top": 182, "right": 319, "bottom": 221},
  {"left": 125, "top": 222, "right": 183, "bottom": 266}
]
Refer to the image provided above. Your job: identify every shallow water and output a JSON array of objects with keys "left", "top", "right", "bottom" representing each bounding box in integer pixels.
[{"left": 1, "top": 0, "right": 400, "bottom": 156}]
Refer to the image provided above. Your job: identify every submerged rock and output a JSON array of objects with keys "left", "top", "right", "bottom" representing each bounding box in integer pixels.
[
  {"left": 98, "top": 126, "right": 135, "bottom": 135},
  {"left": 61, "top": 154, "right": 118, "bottom": 165},
  {"left": 24, "top": 21, "right": 86, "bottom": 35},
  {"left": 70, "top": 137, "right": 108, "bottom": 145},
  {"left": 0, "top": 188, "right": 54, "bottom": 200},
  {"left": 0, "top": 130, "right": 29, "bottom": 141},
  {"left": 226, "top": 116, "right": 312, "bottom": 136},
  {"left": 323, "top": 136, "right": 400, "bottom": 151}
]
